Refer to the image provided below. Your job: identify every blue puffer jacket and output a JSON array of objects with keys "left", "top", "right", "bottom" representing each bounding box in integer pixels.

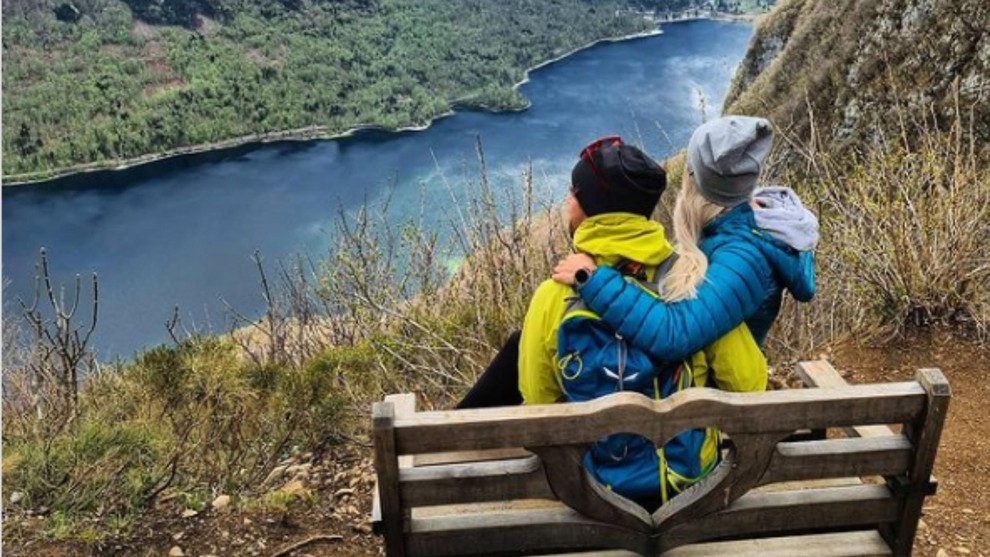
[{"left": 576, "top": 203, "right": 815, "bottom": 363}]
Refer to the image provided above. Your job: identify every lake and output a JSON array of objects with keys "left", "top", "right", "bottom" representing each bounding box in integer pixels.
[{"left": 2, "top": 20, "right": 754, "bottom": 359}]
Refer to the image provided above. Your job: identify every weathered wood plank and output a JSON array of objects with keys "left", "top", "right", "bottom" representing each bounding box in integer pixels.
[
  {"left": 653, "top": 432, "right": 791, "bottom": 532},
  {"left": 759, "top": 436, "right": 913, "bottom": 485},
  {"left": 405, "top": 485, "right": 899, "bottom": 556},
  {"left": 399, "top": 455, "right": 554, "bottom": 507},
  {"left": 795, "top": 361, "right": 895, "bottom": 438},
  {"left": 660, "top": 484, "right": 899, "bottom": 552},
  {"left": 890, "top": 369, "right": 950, "bottom": 557},
  {"left": 386, "top": 394, "right": 417, "bottom": 471},
  {"left": 413, "top": 448, "right": 531, "bottom": 467},
  {"left": 373, "top": 401, "right": 405, "bottom": 557},
  {"left": 530, "top": 444, "right": 653, "bottom": 533},
  {"left": 662, "top": 530, "right": 892, "bottom": 557},
  {"left": 542, "top": 531, "right": 893, "bottom": 557},
  {"left": 371, "top": 482, "right": 383, "bottom": 533},
  {"left": 406, "top": 507, "right": 652, "bottom": 557},
  {"left": 755, "top": 477, "right": 864, "bottom": 493},
  {"left": 394, "top": 386, "right": 925, "bottom": 455}
]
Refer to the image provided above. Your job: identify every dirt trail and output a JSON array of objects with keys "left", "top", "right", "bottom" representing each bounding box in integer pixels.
[{"left": 828, "top": 332, "right": 990, "bottom": 557}]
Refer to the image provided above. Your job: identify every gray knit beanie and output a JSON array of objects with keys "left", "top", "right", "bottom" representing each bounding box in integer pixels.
[{"left": 687, "top": 116, "right": 773, "bottom": 207}]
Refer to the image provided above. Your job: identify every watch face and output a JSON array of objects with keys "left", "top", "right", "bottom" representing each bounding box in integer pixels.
[{"left": 576, "top": 268, "right": 590, "bottom": 284}]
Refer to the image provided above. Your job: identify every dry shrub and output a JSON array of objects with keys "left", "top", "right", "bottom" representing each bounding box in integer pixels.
[
  {"left": 306, "top": 139, "right": 569, "bottom": 406},
  {"left": 3, "top": 336, "right": 346, "bottom": 524},
  {"left": 766, "top": 107, "right": 989, "bottom": 360}
]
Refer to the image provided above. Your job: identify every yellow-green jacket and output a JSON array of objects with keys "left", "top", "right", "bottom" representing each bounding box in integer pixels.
[{"left": 518, "top": 212, "right": 768, "bottom": 501}]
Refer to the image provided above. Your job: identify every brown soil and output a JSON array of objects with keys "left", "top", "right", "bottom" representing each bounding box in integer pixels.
[
  {"left": 827, "top": 331, "right": 990, "bottom": 557},
  {"left": 4, "top": 330, "right": 987, "bottom": 556},
  {"left": 2, "top": 447, "right": 383, "bottom": 557}
]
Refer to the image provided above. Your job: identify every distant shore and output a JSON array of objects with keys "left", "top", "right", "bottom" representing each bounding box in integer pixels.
[{"left": 1, "top": 15, "right": 753, "bottom": 187}]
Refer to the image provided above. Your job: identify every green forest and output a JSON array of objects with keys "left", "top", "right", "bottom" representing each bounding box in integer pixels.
[
  {"left": 1, "top": 0, "right": 631, "bottom": 178},
  {"left": 1, "top": 0, "right": 772, "bottom": 179}
]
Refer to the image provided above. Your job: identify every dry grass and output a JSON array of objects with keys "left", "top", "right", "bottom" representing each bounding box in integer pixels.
[{"left": 765, "top": 106, "right": 989, "bottom": 362}]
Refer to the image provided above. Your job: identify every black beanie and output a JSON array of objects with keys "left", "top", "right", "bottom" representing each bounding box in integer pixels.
[{"left": 571, "top": 144, "right": 667, "bottom": 218}]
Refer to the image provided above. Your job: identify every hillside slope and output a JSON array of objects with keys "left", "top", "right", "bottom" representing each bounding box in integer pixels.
[
  {"left": 1, "top": 0, "right": 779, "bottom": 179},
  {"left": 0, "top": 0, "right": 648, "bottom": 177},
  {"left": 725, "top": 0, "right": 989, "bottom": 161}
]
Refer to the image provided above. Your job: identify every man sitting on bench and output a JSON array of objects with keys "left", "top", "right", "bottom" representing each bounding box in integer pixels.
[{"left": 518, "top": 137, "right": 767, "bottom": 510}]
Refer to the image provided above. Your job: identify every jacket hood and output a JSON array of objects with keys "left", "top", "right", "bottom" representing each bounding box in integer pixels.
[
  {"left": 752, "top": 186, "right": 819, "bottom": 252},
  {"left": 573, "top": 213, "right": 673, "bottom": 268},
  {"left": 703, "top": 204, "right": 815, "bottom": 302}
]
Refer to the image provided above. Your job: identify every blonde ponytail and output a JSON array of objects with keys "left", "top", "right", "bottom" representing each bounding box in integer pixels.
[{"left": 660, "top": 172, "right": 725, "bottom": 302}]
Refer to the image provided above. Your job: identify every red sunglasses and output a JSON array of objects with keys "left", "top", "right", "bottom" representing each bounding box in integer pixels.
[{"left": 579, "top": 135, "right": 623, "bottom": 190}]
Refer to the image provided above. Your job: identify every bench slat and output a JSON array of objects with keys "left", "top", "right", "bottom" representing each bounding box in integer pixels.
[
  {"left": 662, "top": 485, "right": 898, "bottom": 551},
  {"left": 400, "top": 455, "right": 554, "bottom": 507},
  {"left": 395, "top": 385, "right": 925, "bottom": 455},
  {"left": 413, "top": 448, "right": 530, "bottom": 467},
  {"left": 396, "top": 435, "right": 912, "bottom": 509},
  {"left": 407, "top": 506, "right": 649, "bottom": 557},
  {"left": 760, "top": 435, "right": 913, "bottom": 486},
  {"left": 516, "top": 531, "right": 893, "bottom": 557},
  {"left": 405, "top": 484, "right": 899, "bottom": 556},
  {"left": 663, "top": 530, "right": 891, "bottom": 557},
  {"left": 796, "top": 361, "right": 895, "bottom": 438}
]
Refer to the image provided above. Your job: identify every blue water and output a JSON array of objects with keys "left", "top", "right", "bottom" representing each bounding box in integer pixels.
[{"left": 2, "top": 20, "right": 753, "bottom": 359}]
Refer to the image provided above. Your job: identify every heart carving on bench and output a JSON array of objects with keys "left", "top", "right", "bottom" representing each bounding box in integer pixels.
[{"left": 528, "top": 428, "right": 792, "bottom": 538}]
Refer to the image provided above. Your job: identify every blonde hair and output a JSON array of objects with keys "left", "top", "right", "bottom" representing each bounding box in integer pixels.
[{"left": 660, "top": 172, "right": 726, "bottom": 302}]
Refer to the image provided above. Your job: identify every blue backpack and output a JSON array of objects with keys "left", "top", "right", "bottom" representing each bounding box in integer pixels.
[{"left": 555, "top": 256, "right": 716, "bottom": 506}]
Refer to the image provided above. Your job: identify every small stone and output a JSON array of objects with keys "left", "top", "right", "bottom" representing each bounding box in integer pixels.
[
  {"left": 334, "top": 488, "right": 355, "bottom": 499},
  {"left": 352, "top": 522, "right": 373, "bottom": 534},
  {"left": 172, "top": 532, "right": 184, "bottom": 541},
  {"left": 936, "top": 550, "right": 949, "bottom": 557},
  {"left": 212, "top": 495, "right": 231, "bottom": 511},
  {"left": 169, "top": 546, "right": 185, "bottom": 557},
  {"left": 286, "top": 463, "right": 312, "bottom": 476},
  {"left": 956, "top": 548, "right": 971, "bottom": 555},
  {"left": 181, "top": 509, "right": 199, "bottom": 518},
  {"left": 9, "top": 492, "right": 24, "bottom": 504},
  {"left": 242, "top": 517, "right": 253, "bottom": 526},
  {"left": 264, "top": 465, "right": 290, "bottom": 485},
  {"left": 962, "top": 508, "right": 975, "bottom": 514}
]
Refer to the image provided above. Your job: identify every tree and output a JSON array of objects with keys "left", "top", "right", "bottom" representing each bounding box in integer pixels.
[{"left": 15, "top": 122, "right": 39, "bottom": 157}]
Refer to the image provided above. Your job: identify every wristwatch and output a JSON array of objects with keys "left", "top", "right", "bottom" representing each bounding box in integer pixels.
[{"left": 574, "top": 267, "right": 594, "bottom": 286}]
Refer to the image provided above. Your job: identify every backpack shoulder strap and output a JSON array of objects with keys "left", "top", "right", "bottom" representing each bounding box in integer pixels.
[
  {"left": 563, "top": 253, "right": 679, "bottom": 315},
  {"left": 653, "top": 253, "right": 679, "bottom": 288}
]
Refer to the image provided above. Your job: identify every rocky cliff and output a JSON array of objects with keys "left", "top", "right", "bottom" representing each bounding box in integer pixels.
[{"left": 724, "top": 0, "right": 989, "bottom": 162}]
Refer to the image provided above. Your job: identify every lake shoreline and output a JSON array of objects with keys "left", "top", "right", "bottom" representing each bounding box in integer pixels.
[{"left": 1, "top": 16, "right": 751, "bottom": 187}]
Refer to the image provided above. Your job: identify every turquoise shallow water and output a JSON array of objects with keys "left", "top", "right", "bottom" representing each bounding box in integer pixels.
[{"left": 2, "top": 20, "right": 753, "bottom": 358}]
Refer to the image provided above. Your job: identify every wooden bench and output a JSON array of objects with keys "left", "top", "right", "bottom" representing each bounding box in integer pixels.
[{"left": 371, "top": 361, "right": 949, "bottom": 556}]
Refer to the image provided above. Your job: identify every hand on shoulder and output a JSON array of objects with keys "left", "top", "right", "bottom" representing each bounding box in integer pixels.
[{"left": 552, "top": 253, "right": 596, "bottom": 286}]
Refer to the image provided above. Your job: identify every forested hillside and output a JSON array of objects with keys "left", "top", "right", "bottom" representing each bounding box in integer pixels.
[
  {"left": 1, "top": 0, "right": 643, "bottom": 177},
  {"left": 1, "top": 0, "right": 777, "bottom": 179}
]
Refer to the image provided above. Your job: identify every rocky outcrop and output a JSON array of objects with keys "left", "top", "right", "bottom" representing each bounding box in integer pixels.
[{"left": 724, "top": 0, "right": 989, "bottom": 162}]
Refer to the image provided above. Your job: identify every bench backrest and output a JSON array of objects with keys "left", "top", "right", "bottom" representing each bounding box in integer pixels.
[{"left": 372, "top": 365, "right": 949, "bottom": 557}]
